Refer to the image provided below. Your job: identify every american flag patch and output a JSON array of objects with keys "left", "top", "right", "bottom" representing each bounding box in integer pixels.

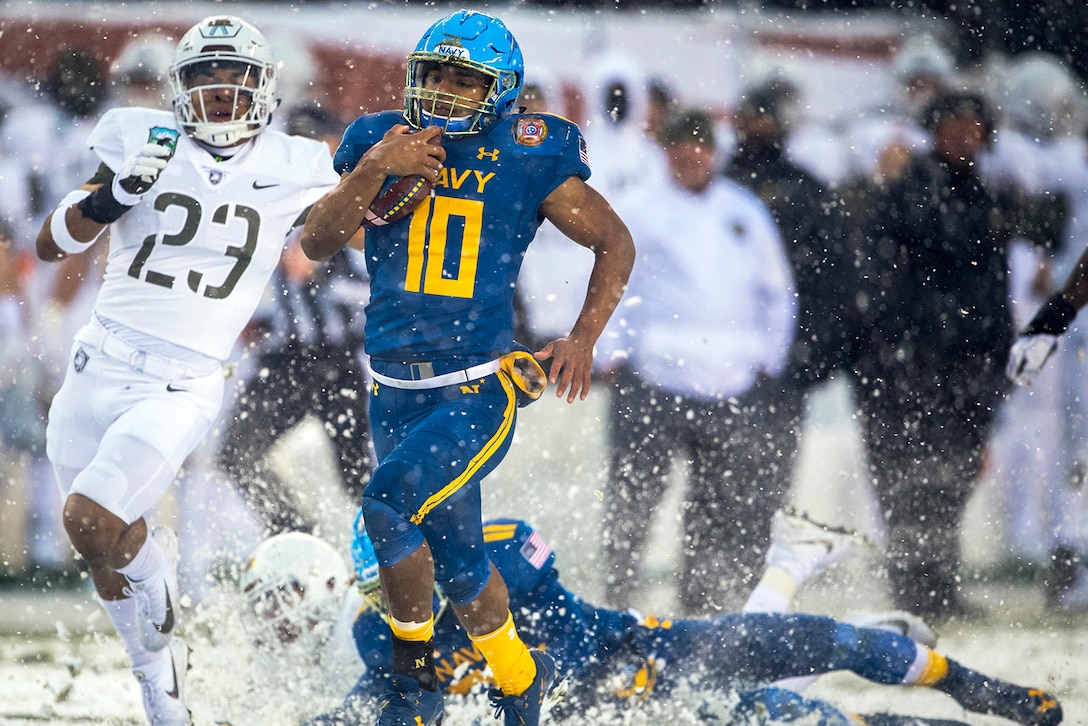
[
  {"left": 520, "top": 530, "right": 552, "bottom": 569},
  {"left": 579, "top": 136, "right": 589, "bottom": 167}
]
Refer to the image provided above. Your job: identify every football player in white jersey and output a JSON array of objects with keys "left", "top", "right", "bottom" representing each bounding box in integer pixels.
[{"left": 34, "top": 16, "right": 339, "bottom": 726}]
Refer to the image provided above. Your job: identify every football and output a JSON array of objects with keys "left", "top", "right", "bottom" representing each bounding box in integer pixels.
[{"left": 363, "top": 174, "right": 433, "bottom": 227}]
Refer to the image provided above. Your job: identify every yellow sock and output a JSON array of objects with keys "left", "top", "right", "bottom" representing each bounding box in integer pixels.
[
  {"left": 468, "top": 611, "right": 536, "bottom": 695},
  {"left": 906, "top": 646, "right": 949, "bottom": 686},
  {"left": 390, "top": 614, "right": 435, "bottom": 642}
]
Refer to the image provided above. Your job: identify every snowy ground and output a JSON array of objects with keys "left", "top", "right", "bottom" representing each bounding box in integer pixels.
[{"left": 1, "top": 380, "right": 1086, "bottom": 725}]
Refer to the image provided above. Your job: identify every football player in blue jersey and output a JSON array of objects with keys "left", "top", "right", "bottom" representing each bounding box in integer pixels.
[
  {"left": 236, "top": 513, "right": 1060, "bottom": 726},
  {"left": 300, "top": 10, "right": 634, "bottom": 726}
]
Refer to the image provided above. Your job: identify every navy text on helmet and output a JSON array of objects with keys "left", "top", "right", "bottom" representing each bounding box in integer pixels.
[{"left": 404, "top": 10, "right": 524, "bottom": 137}]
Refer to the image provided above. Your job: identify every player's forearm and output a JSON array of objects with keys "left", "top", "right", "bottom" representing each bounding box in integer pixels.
[
  {"left": 36, "top": 194, "right": 108, "bottom": 262},
  {"left": 569, "top": 227, "right": 635, "bottom": 346},
  {"left": 302, "top": 163, "right": 386, "bottom": 261}
]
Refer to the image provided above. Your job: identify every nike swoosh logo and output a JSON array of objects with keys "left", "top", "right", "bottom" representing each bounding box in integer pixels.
[
  {"left": 165, "top": 660, "right": 180, "bottom": 700},
  {"left": 166, "top": 384, "right": 187, "bottom": 393},
  {"left": 252, "top": 181, "right": 280, "bottom": 190},
  {"left": 156, "top": 583, "right": 175, "bottom": 635}
]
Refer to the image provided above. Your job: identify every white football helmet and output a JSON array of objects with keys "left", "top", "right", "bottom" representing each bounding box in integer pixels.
[
  {"left": 240, "top": 532, "right": 349, "bottom": 652},
  {"left": 169, "top": 15, "right": 279, "bottom": 147},
  {"left": 111, "top": 34, "right": 175, "bottom": 108}
]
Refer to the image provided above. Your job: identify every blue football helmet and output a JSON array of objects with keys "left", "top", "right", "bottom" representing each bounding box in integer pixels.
[{"left": 404, "top": 10, "right": 524, "bottom": 136}]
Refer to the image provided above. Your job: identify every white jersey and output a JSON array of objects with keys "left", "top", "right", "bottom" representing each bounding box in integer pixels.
[
  {"left": 608, "top": 177, "right": 796, "bottom": 399},
  {"left": 86, "top": 107, "right": 339, "bottom": 360}
]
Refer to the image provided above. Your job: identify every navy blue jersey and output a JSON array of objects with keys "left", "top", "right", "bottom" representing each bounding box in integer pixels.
[{"left": 334, "top": 111, "right": 590, "bottom": 362}]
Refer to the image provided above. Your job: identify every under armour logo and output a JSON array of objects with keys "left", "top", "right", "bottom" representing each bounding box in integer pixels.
[
  {"left": 208, "top": 170, "right": 223, "bottom": 185},
  {"left": 477, "top": 147, "right": 500, "bottom": 161},
  {"left": 73, "top": 347, "right": 88, "bottom": 373}
]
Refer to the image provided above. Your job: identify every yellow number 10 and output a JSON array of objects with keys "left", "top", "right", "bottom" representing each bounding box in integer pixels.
[{"left": 405, "top": 196, "right": 483, "bottom": 299}]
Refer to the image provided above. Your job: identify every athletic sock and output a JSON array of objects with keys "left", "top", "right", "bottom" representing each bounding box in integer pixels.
[
  {"left": 902, "top": 645, "right": 949, "bottom": 686},
  {"left": 390, "top": 615, "right": 437, "bottom": 690},
  {"left": 742, "top": 566, "right": 797, "bottom": 613},
  {"left": 100, "top": 595, "right": 157, "bottom": 670},
  {"left": 117, "top": 532, "right": 166, "bottom": 584},
  {"left": 468, "top": 611, "right": 536, "bottom": 696}
]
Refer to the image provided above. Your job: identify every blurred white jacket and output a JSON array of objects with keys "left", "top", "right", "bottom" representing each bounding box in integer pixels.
[{"left": 606, "top": 176, "right": 796, "bottom": 399}]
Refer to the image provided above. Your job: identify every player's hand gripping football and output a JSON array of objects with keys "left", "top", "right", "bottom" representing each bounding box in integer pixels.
[
  {"left": 366, "top": 125, "right": 445, "bottom": 183},
  {"left": 112, "top": 127, "right": 180, "bottom": 204},
  {"left": 1006, "top": 333, "right": 1058, "bottom": 386}
]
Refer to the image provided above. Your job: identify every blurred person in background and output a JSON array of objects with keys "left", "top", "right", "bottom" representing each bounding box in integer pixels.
[
  {"left": 723, "top": 78, "right": 863, "bottom": 393},
  {"left": 852, "top": 91, "right": 1059, "bottom": 619},
  {"left": 2, "top": 49, "right": 113, "bottom": 588},
  {"left": 603, "top": 110, "right": 797, "bottom": 614},
  {"left": 645, "top": 76, "right": 679, "bottom": 146},
  {"left": 580, "top": 48, "right": 668, "bottom": 202},
  {"left": 983, "top": 52, "right": 1088, "bottom": 612},
  {"left": 844, "top": 33, "right": 955, "bottom": 187},
  {"left": 34, "top": 15, "right": 340, "bottom": 724},
  {"left": 216, "top": 208, "right": 374, "bottom": 535},
  {"left": 111, "top": 33, "right": 175, "bottom": 110},
  {"left": 721, "top": 78, "right": 886, "bottom": 546},
  {"left": 999, "top": 55, "right": 1088, "bottom": 612}
]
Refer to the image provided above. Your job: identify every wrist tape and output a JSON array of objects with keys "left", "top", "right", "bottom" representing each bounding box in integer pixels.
[
  {"left": 50, "top": 189, "right": 95, "bottom": 255},
  {"left": 77, "top": 181, "right": 134, "bottom": 225},
  {"left": 1023, "top": 292, "right": 1077, "bottom": 336}
]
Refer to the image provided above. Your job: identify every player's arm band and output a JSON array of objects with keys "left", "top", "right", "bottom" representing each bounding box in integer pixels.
[
  {"left": 49, "top": 189, "right": 96, "bottom": 255},
  {"left": 76, "top": 179, "right": 133, "bottom": 225},
  {"left": 1022, "top": 292, "right": 1078, "bottom": 336}
]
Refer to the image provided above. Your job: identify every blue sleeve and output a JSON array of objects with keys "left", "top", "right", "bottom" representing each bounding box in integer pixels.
[{"left": 333, "top": 111, "right": 406, "bottom": 175}]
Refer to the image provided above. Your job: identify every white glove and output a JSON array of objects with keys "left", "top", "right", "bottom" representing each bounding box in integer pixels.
[
  {"left": 111, "top": 142, "right": 175, "bottom": 204},
  {"left": 1006, "top": 334, "right": 1058, "bottom": 386}
]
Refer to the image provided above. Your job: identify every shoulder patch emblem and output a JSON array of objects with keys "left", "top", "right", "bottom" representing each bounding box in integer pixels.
[{"left": 514, "top": 117, "right": 548, "bottom": 146}]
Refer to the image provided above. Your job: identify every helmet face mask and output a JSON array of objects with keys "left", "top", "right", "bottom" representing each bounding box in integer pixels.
[
  {"left": 404, "top": 10, "right": 523, "bottom": 137},
  {"left": 169, "top": 15, "right": 279, "bottom": 148},
  {"left": 240, "top": 533, "right": 348, "bottom": 654}
]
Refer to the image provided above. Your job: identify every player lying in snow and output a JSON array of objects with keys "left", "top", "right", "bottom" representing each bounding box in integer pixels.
[{"left": 238, "top": 512, "right": 1061, "bottom": 726}]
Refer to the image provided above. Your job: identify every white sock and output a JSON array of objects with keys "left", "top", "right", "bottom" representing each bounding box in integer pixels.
[
  {"left": 742, "top": 566, "right": 798, "bottom": 613},
  {"left": 100, "top": 596, "right": 157, "bottom": 669},
  {"left": 117, "top": 533, "right": 166, "bottom": 584}
]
